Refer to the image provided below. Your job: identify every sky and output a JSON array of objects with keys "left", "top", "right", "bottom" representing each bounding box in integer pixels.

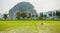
[{"left": 0, "top": 0, "right": 60, "bottom": 14}]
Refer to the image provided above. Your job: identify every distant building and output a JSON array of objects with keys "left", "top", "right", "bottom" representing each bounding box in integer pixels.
[
  {"left": 9, "top": 2, "right": 37, "bottom": 19},
  {"left": 45, "top": 9, "right": 60, "bottom": 18}
]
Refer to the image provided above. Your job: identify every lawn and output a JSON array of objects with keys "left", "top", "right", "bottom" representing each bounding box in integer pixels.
[{"left": 0, "top": 20, "right": 60, "bottom": 33}]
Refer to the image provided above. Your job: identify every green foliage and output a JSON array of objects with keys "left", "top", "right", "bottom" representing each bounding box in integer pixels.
[
  {"left": 32, "top": 15, "right": 34, "bottom": 17},
  {"left": 36, "top": 14, "right": 38, "bottom": 17},
  {"left": 21, "top": 12, "right": 27, "bottom": 19},
  {"left": 3, "top": 14, "right": 8, "bottom": 20},
  {"left": 43, "top": 15, "right": 47, "bottom": 19},
  {"left": 49, "top": 12, "right": 52, "bottom": 16},
  {"left": 39, "top": 12, "right": 44, "bottom": 19},
  {"left": 53, "top": 12, "right": 55, "bottom": 16},
  {"left": 28, "top": 13, "right": 31, "bottom": 18},
  {"left": 56, "top": 11, "right": 60, "bottom": 18},
  {"left": 16, "top": 12, "right": 20, "bottom": 20}
]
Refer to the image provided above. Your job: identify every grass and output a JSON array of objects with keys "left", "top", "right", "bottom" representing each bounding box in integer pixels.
[{"left": 0, "top": 20, "right": 60, "bottom": 33}]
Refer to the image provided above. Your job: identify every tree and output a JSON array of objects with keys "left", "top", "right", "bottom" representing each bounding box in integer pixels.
[
  {"left": 21, "top": 12, "right": 27, "bottom": 19},
  {"left": 56, "top": 11, "right": 60, "bottom": 18},
  {"left": 3, "top": 14, "right": 8, "bottom": 20},
  {"left": 28, "top": 13, "right": 31, "bottom": 18},
  {"left": 32, "top": 15, "right": 34, "bottom": 17},
  {"left": 16, "top": 11, "right": 20, "bottom": 20},
  {"left": 36, "top": 14, "right": 38, "bottom": 17},
  {"left": 43, "top": 15, "right": 47, "bottom": 19},
  {"left": 49, "top": 12, "right": 52, "bottom": 16},
  {"left": 39, "top": 12, "right": 43, "bottom": 19}
]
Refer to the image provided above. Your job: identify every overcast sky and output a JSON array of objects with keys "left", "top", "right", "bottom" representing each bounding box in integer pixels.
[{"left": 0, "top": 0, "right": 60, "bottom": 14}]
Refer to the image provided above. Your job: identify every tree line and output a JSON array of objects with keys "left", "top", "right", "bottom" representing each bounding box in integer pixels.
[
  {"left": 2, "top": 11, "right": 60, "bottom": 20},
  {"left": 2, "top": 11, "right": 46, "bottom": 20}
]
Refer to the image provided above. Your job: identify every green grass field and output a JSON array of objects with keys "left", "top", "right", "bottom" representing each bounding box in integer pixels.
[{"left": 0, "top": 20, "right": 60, "bottom": 33}]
